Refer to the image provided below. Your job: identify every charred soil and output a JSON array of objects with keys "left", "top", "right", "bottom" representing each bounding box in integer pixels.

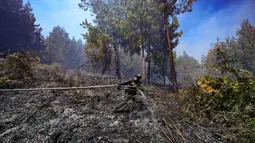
[{"left": 0, "top": 76, "right": 225, "bottom": 143}]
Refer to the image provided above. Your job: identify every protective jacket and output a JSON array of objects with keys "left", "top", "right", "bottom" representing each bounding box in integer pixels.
[{"left": 119, "top": 79, "right": 143, "bottom": 95}]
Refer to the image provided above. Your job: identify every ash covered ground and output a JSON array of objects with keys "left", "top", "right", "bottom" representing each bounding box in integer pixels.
[{"left": 0, "top": 76, "right": 225, "bottom": 143}]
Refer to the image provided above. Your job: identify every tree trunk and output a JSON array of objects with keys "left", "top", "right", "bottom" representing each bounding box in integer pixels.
[
  {"left": 163, "top": 73, "right": 166, "bottom": 86},
  {"left": 147, "top": 38, "right": 151, "bottom": 84},
  {"left": 141, "top": 37, "right": 146, "bottom": 83},
  {"left": 166, "top": 24, "right": 177, "bottom": 93},
  {"left": 113, "top": 42, "right": 120, "bottom": 79}
]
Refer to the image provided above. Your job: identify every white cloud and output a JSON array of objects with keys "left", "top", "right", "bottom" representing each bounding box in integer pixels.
[{"left": 176, "top": 0, "right": 255, "bottom": 62}]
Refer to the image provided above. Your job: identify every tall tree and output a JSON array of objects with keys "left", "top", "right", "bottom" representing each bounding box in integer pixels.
[
  {"left": 44, "top": 26, "right": 86, "bottom": 69},
  {"left": 83, "top": 21, "right": 112, "bottom": 74},
  {"left": 236, "top": 19, "right": 255, "bottom": 75},
  {"left": 79, "top": 0, "right": 162, "bottom": 81},
  {"left": 158, "top": 0, "right": 197, "bottom": 93},
  {"left": 79, "top": 0, "right": 196, "bottom": 87},
  {"left": 45, "top": 26, "right": 72, "bottom": 67},
  {"left": 204, "top": 19, "right": 255, "bottom": 76},
  {"left": 79, "top": 0, "right": 122, "bottom": 78},
  {"left": 66, "top": 37, "right": 85, "bottom": 69},
  {"left": 116, "top": 0, "right": 163, "bottom": 83},
  {"left": 0, "top": 0, "right": 43, "bottom": 53},
  {"left": 76, "top": 39, "right": 86, "bottom": 68}
]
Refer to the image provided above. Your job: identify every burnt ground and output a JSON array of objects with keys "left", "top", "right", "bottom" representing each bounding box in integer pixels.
[{"left": 0, "top": 76, "right": 225, "bottom": 143}]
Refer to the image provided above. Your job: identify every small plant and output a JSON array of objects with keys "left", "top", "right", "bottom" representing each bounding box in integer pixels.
[
  {"left": 0, "top": 52, "right": 40, "bottom": 88},
  {"left": 32, "top": 62, "right": 63, "bottom": 81}
]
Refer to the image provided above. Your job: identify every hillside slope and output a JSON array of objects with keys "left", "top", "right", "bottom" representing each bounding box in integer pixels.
[{"left": 0, "top": 76, "right": 225, "bottom": 143}]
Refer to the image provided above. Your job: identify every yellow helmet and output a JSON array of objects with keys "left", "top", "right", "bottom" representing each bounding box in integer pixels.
[{"left": 136, "top": 74, "right": 142, "bottom": 79}]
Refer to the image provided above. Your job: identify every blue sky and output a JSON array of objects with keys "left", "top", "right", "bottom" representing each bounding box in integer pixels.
[
  {"left": 26, "top": 0, "right": 255, "bottom": 61},
  {"left": 177, "top": 0, "right": 255, "bottom": 61},
  {"left": 24, "top": 0, "right": 94, "bottom": 40}
]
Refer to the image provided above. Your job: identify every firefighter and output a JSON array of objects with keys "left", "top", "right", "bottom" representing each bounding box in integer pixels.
[{"left": 113, "top": 74, "right": 145, "bottom": 113}]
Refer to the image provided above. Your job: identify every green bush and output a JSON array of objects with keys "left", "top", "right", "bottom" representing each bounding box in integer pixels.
[
  {"left": 32, "top": 62, "right": 62, "bottom": 81},
  {"left": 181, "top": 72, "right": 255, "bottom": 142},
  {"left": 0, "top": 52, "right": 40, "bottom": 88},
  {"left": 0, "top": 52, "right": 82, "bottom": 88}
]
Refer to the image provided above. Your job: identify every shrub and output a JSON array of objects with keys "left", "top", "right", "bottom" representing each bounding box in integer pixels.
[
  {"left": 181, "top": 71, "right": 255, "bottom": 142},
  {"left": 0, "top": 52, "right": 40, "bottom": 88},
  {"left": 32, "top": 62, "right": 62, "bottom": 81}
]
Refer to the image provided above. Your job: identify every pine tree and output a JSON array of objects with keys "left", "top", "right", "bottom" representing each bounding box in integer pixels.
[
  {"left": 0, "top": 0, "right": 43, "bottom": 53},
  {"left": 83, "top": 21, "right": 112, "bottom": 74},
  {"left": 158, "top": 0, "right": 197, "bottom": 92}
]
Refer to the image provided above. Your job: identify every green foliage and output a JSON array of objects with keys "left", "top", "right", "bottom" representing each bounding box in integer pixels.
[
  {"left": 0, "top": 52, "right": 40, "bottom": 88},
  {"left": 158, "top": 0, "right": 197, "bottom": 91},
  {"left": 45, "top": 26, "right": 71, "bottom": 66},
  {"left": 159, "top": 0, "right": 197, "bottom": 16},
  {"left": 246, "top": 117, "right": 255, "bottom": 142},
  {"left": 0, "top": 0, "right": 84, "bottom": 68},
  {"left": 182, "top": 73, "right": 255, "bottom": 142},
  {"left": 32, "top": 62, "right": 63, "bottom": 81},
  {"left": 79, "top": 0, "right": 197, "bottom": 84},
  {"left": 150, "top": 14, "right": 183, "bottom": 86},
  {"left": 68, "top": 38, "right": 86, "bottom": 69},
  {"left": 33, "top": 62, "right": 82, "bottom": 86},
  {"left": 83, "top": 21, "right": 112, "bottom": 74},
  {"left": 44, "top": 26, "right": 85, "bottom": 69},
  {"left": 0, "top": 0, "right": 44, "bottom": 53},
  {"left": 236, "top": 19, "right": 255, "bottom": 75},
  {"left": 80, "top": 0, "right": 125, "bottom": 77},
  {"left": 205, "top": 19, "right": 255, "bottom": 76},
  {"left": 182, "top": 20, "right": 255, "bottom": 141},
  {"left": 0, "top": 52, "right": 83, "bottom": 88}
]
